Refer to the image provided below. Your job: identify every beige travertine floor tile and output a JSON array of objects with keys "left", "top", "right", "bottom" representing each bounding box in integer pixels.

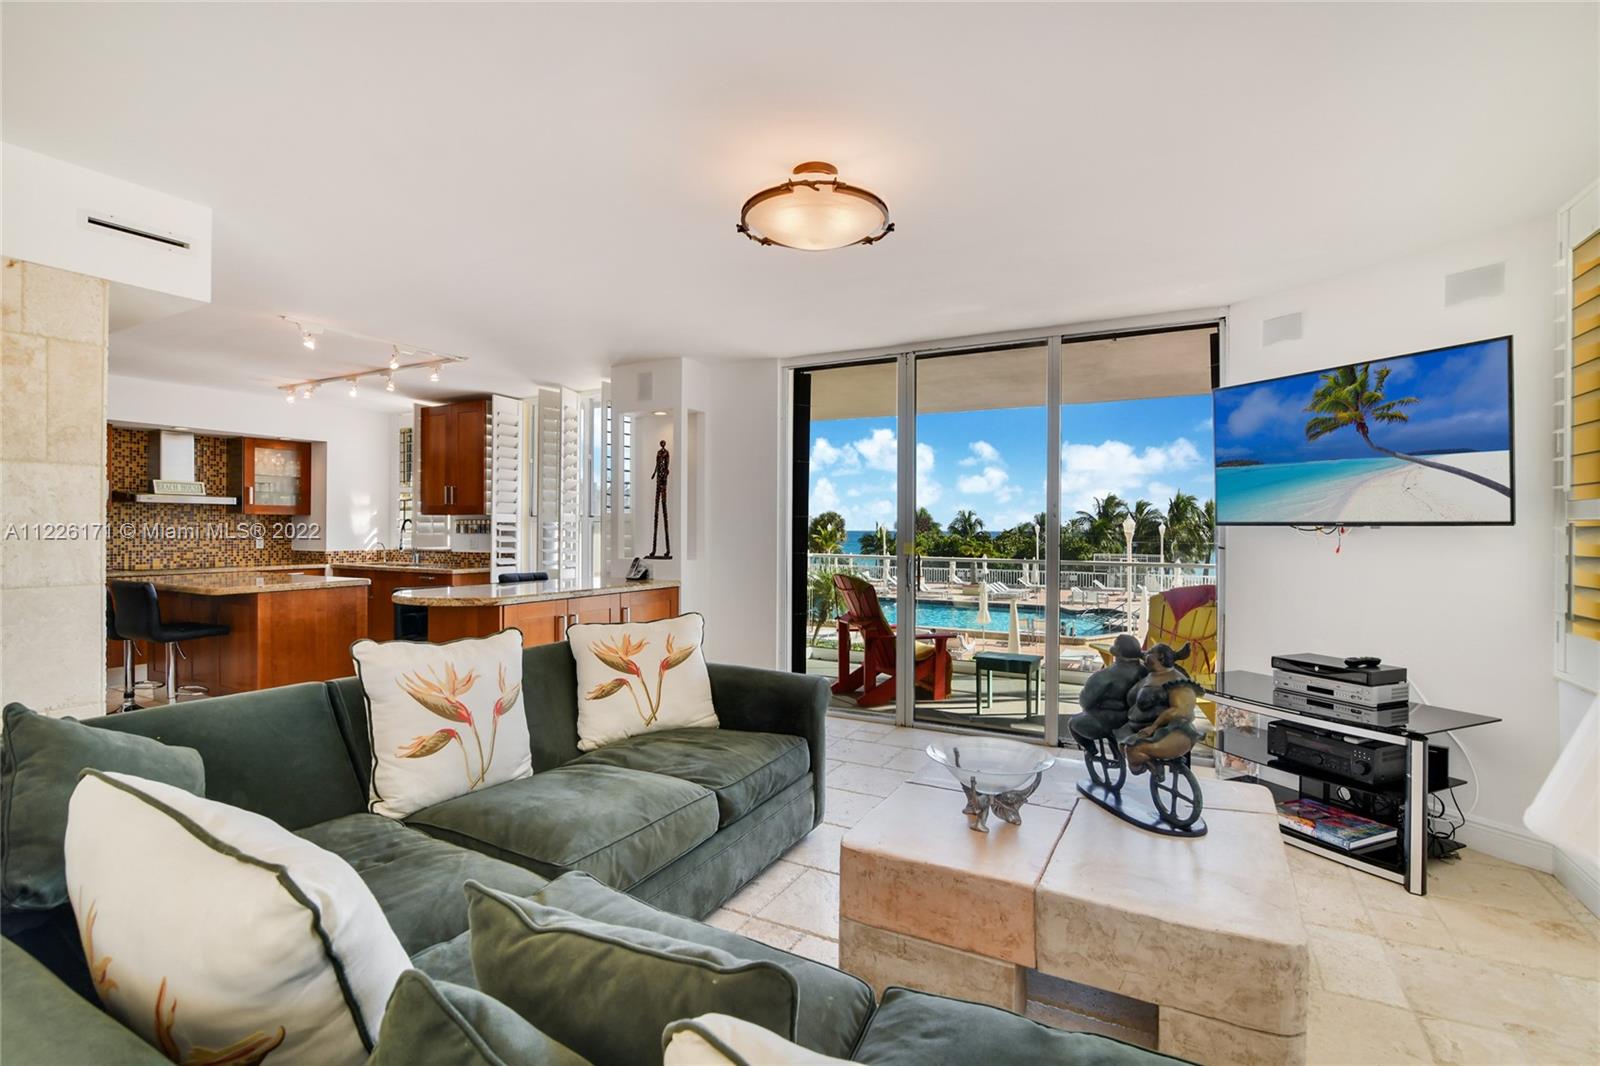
[
  {"left": 1427, "top": 855, "right": 1575, "bottom": 921},
  {"left": 1307, "top": 989, "right": 1432, "bottom": 1065},
  {"left": 1355, "top": 870, "right": 1437, "bottom": 917},
  {"left": 825, "top": 759, "right": 842, "bottom": 776},
  {"left": 1387, "top": 943, "right": 1599, "bottom": 1056},
  {"left": 790, "top": 935, "right": 840, "bottom": 968},
  {"left": 723, "top": 859, "right": 804, "bottom": 915},
  {"left": 1371, "top": 906, "right": 1458, "bottom": 952},
  {"left": 830, "top": 738, "right": 900, "bottom": 766},
  {"left": 1307, "top": 925, "right": 1407, "bottom": 1007},
  {"left": 846, "top": 721, "right": 895, "bottom": 739},
  {"left": 830, "top": 762, "right": 912, "bottom": 797},
  {"left": 1419, "top": 1017, "right": 1526, "bottom": 1065},
  {"left": 1293, "top": 864, "right": 1376, "bottom": 936},
  {"left": 1513, "top": 1031, "right": 1600, "bottom": 1065},
  {"left": 705, "top": 908, "right": 747, "bottom": 933},
  {"left": 825, "top": 717, "right": 861, "bottom": 739},
  {"left": 877, "top": 728, "right": 948, "bottom": 749},
  {"left": 823, "top": 788, "right": 884, "bottom": 828},
  {"left": 1430, "top": 897, "right": 1600, "bottom": 980},
  {"left": 735, "top": 917, "right": 803, "bottom": 951},
  {"left": 1538, "top": 871, "right": 1600, "bottom": 926},
  {"left": 883, "top": 746, "right": 932, "bottom": 772},
  {"left": 1285, "top": 843, "right": 1354, "bottom": 884},
  {"left": 757, "top": 868, "right": 841, "bottom": 939},
  {"left": 785, "top": 822, "right": 845, "bottom": 873}
]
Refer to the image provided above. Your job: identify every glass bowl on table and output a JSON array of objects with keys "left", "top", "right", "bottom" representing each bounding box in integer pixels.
[{"left": 926, "top": 737, "right": 1055, "bottom": 832}]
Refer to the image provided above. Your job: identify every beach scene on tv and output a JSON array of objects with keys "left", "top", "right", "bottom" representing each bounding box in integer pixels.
[{"left": 1213, "top": 337, "right": 1513, "bottom": 525}]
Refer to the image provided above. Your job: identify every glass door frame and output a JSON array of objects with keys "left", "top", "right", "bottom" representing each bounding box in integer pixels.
[{"left": 786, "top": 309, "right": 1226, "bottom": 742}]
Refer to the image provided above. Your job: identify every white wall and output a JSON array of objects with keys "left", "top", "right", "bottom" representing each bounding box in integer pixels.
[
  {"left": 107, "top": 374, "right": 394, "bottom": 553},
  {"left": 698, "top": 359, "right": 785, "bottom": 669},
  {"left": 1223, "top": 217, "right": 1558, "bottom": 867}
]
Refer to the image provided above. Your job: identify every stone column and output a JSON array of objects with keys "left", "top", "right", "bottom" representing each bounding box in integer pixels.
[{"left": 2, "top": 259, "right": 109, "bottom": 716}]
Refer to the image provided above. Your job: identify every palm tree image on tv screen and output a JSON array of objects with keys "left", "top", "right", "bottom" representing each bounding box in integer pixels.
[{"left": 1213, "top": 337, "right": 1513, "bottom": 525}]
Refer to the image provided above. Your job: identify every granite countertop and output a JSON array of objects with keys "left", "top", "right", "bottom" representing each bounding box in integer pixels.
[
  {"left": 394, "top": 578, "right": 679, "bottom": 607},
  {"left": 328, "top": 562, "right": 491, "bottom": 575},
  {"left": 111, "top": 571, "right": 371, "bottom": 596}
]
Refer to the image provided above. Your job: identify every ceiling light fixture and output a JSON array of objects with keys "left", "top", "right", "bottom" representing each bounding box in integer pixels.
[
  {"left": 300, "top": 383, "right": 317, "bottom": 400},
  {"left": 652, "top": 410, "right": 669, "bottom": 417},
  {"left": 384, "top": 372, "right": 396, "bottom": 393},
  {"left": 283, "top": 387, "right": 297, "bottom": 405},
  {"left": 737, "top": 161, "right": 893, "bottom": 251},
  {"left": 428, "top": 364, "right": 441, "bottom": 383},
  {"left": 347, "top": 379, "right": 360, "bottom": 398},
  {"left": 281, "top": 317, "right": 325, "bottom": 351},
  {"left": 388, "top": 347, "right": 401, "bottom": 371}
]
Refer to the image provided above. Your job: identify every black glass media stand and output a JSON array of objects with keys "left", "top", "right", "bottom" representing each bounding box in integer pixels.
[{"left": 1205, "top": 670, "right": 1501, "bottom": 895}]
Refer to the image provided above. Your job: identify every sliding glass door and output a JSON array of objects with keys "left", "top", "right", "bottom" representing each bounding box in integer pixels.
[{"left": 792, "top": 321, "right": 1219, "bottom": 743}]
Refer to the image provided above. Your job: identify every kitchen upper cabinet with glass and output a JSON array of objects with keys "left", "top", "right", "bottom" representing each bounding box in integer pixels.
[{"left": 231, "top": 438, "right": 313, "bottom": 515}]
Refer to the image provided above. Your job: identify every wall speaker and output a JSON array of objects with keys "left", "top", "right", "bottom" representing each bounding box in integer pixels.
[
  {"left": 1444, "top": 262, "right": 1505, "bottom": 306},
  {"left": 1262, "top": 311, "right": 1303, "bottom": 346},
  {"left": 636, "top": 371, "right": 654, "bottom": 403}
]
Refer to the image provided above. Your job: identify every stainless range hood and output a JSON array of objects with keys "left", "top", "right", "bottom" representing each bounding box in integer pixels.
[{"left": 132, "top": 430, "right": 238, "bottom": 505}]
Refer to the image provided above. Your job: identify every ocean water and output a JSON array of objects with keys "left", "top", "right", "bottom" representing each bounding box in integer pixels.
[{"left": 1216, "top": 456, "right": 1404, "bottom": 523}]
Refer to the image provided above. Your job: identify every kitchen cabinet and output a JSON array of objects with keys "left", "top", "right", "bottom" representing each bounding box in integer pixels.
[
  {"left": 330, "top": 567, "right": 484, "bottom": 641},
  {"left": 420, "top": 586, "right": 680, "bottom": 648},
  {"left": 419, "top": 398, "right": 488, "bottom": 515},
  {"left": 232, "top": 439, "right": 312, "bottom": 515}
]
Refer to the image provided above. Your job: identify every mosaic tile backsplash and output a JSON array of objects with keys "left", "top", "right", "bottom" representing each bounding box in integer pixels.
[{"left": 107, "top": 426, "right": 488, "bottom": 572}]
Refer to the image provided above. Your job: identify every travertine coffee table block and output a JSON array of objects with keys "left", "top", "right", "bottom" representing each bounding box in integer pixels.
[
  {"left": 839, "top": 917, "right": 1028, "bottom": 1010},
  {"left": 1035, "top": 786, "right": 1308, "bottom": 1044},
  {"left": 840, "top": 782, "right": 1071, "bottom": 968}
]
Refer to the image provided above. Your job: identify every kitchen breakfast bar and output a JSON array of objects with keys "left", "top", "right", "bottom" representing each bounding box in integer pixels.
[{"left": 395, "top": 578, "right": 680, "bottom": 645}]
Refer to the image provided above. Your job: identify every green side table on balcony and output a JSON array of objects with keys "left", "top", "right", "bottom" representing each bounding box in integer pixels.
[{"left": 973, "top": 651, "right": 1041, "bottom": 719}]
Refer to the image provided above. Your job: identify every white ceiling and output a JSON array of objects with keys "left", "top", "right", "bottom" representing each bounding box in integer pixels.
[{"left": 4, "top": 3, "right": 1596, "bottom": 411}]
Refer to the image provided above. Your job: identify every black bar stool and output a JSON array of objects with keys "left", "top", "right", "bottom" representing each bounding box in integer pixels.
[
  {"left": 498, "top": 571, "right": 549, "bottom": 583},
  {"left": 108, "top": 582, "right": 230, "bottom": 703},
  {"left": 107, "top": 592, "right": 156, "bottom": 714}
]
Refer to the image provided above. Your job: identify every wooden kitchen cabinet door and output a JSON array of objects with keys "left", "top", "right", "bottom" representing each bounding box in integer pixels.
[
  {"left": 621, "top": 587, "right": 678, "bottom": 623},
  {"left": 569, "top": 594, "right": 621, "bottom": 625},
  {"left": 236, "top": 439, "right": 312, "bottom": 515},
  {"left": 419, "top": 405, "right": 452, "bottom": 514},
  {"left": 503, "top": 600, "right": 570, "bottom": 646},
  {"left": 450, "top": 399, "right": 488, "bottom": 515}
]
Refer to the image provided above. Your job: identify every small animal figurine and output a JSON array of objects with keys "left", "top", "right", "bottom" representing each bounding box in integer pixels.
[{"left": 1118, "top": 643, "right": 1207, "bottom": 775}]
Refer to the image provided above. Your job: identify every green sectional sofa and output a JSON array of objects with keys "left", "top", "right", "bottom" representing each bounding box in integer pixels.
[{"left": 1, "top": 641, "right": 1176, "bottom": 1065}]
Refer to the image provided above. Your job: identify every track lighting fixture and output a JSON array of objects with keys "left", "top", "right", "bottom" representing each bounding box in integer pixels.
[
  {"left": 284, "top": 387, "right": 297, "bottom": 404},
  {"left": 428, "top": 364, "right": 441, "bottom": 383},
  {"left": 301, "top": 383, "right": 317, "bottom": 400},
  {"left": 389, "top": 347, "right": 401, "bottom": 371},
  {"left": 347, "top": 379, "right": 360, "bottom": 398},
  {"left": 273, "top": 325, "right": 467, "bottom": 402},
  {"left": 384, "top": 372, "right": 396, "bottom": 392}
]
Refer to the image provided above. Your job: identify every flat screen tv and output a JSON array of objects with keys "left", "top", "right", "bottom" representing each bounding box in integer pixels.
[{"left": 1213, "top": 336, "right": 1513, "bottom": 526}]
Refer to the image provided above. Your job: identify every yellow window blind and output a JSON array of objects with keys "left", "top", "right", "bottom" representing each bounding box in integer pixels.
[
  {"left": 1572, "top": 230, "right": 1600, "bottom": 502},
  {"left": 1571, "top": 522, "right": 1600, "bottom": 641}
]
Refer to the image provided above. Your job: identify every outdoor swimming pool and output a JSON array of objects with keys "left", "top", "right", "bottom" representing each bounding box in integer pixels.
[{"left": 879, "top": 598, "right": 1120, "bottom": 637}]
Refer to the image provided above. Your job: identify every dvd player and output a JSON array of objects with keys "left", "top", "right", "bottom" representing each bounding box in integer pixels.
[
  {"left": 1272, "top": 669, "right": 1411, "bottom": 709},
  {"left": 1270, "top": 653, "right": 1407, "bottom": 687},
  {"left": 1268, "top": 688, "right": 1412, "bottom": 729}
]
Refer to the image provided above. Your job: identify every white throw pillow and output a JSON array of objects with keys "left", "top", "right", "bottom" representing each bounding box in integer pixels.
[
  {"left": 63, "top": 770, "right": 410, "bottom": 1066},
  {"left": 353, "top": 629, "right": 533, "bottom": 819},
  {"left": 663, "top": 1014, "right": 853, "bottom": 1066},
  {"left": 568, "top": 613, "right": 717, "bottom": 751}
]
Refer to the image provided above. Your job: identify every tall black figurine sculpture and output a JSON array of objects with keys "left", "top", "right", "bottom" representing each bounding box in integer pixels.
[
  {"left": 646, "top": 440, "right": 672, "bottom": 560},
  {"left": 1074, "top": 639, "right": 1209, "bottom": 837}
]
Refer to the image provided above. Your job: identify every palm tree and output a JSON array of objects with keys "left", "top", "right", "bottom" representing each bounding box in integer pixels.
[
  {"left": 807, "top": 511, "right": 846, "bottom": 554},
  {"left": 806, "top": 567, "right": 846, "bottom": 647},
  {"left": 1074, "top": 494, "right": 1129, "bottom": 555},
  {"left": 1128, "top": 499, "right": 1162, "bottom": 556},
  {"left": 1164, "top": 492, "right": 1209, "bottom": 563},
  {"left": 1304, "top": 364, "right": 1510, "bottom": 496},
  {"left": 948, "top": 509, "right": 984, "bottom": 539}
]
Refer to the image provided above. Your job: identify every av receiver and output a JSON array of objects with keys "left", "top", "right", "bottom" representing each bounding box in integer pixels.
[{"left": 1267, "top": 721, "right": 1407, "bottom": 785}]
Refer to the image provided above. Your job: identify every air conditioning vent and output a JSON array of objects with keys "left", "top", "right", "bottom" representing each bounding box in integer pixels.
[{"left": 84, "top": 213, "right": 191, "bottom": 250}]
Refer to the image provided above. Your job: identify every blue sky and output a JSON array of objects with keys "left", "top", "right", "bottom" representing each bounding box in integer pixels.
[
  {"left": 1213, "top": 338, "right": 1512, "bottom": 465},
  {"left": 809, "top": 394, "right": 1215, "bottom": 529}
]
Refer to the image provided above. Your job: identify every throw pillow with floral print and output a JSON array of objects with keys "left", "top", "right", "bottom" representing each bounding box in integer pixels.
[
  {"left": 568, "top": 613, "right": 717, "bottom": 751},
  {"left": 353, "top": 628, "right": 534, "bottom": 819}
]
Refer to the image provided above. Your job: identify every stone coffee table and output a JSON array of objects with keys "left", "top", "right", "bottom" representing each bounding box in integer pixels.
[{"left": 838, "top": 759, "right": 1308, "bottom": 1065}]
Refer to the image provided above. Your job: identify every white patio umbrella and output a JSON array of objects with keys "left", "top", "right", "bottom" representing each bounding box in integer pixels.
[
  {"left": 1007, "top": 599, "right": 1021, "bottom": 653},
  {"left": 976, "top": 581, "right": 991, "bottom": 626}
]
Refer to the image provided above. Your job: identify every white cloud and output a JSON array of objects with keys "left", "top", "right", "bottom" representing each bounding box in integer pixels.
[
  {"left": 853, "top": 428, "right": 898, "bottom": 472},
  {"left": 1224, "top": 388, "right": 1294, "bottom": 438},
  {"left": 810, "top": 437, "right": 859, "bottom": 472},
  {"left": 1194, "top": 416, "right": 1213, "bottom": 431},
  {"left": 811, "top": 477, "right": 840, "bottom": 513},
  {"left": 956, "top": 464, "right": 1017, "bottom": 502},
  {"left": 1145, "top": 481, "right": 1177, "bottom": 504},
  {"left": 959, "top": 440, "right": 1001, "bottom": 467},
  {"left": 1061, "top": 437, "right": 1201, "bottom": 513}
]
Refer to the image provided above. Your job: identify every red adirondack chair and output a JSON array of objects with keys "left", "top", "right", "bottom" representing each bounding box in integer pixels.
[{"left": 831, "top": 574, "right": 953, "bottom": 708}]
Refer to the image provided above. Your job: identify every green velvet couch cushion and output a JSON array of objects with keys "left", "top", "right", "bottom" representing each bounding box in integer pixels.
[
  {"left": 466, "top": 881, "right": 797, "bottom": 1066},
  {"left": 407, "top": 764, "right": 718, "bottom": 891},
  {"left": 854, "top": 987, "right": 1185, "bottom": 1066},
  {"left": 1, "top": 703, "right": 205, "bottom": 914},
  {"left": 368, "top": 969, "right": 591, "bottom": 1066},
  {"left": 575, "top": 728, "right": 809, "bottom": 826},
  {"left": 410, "top": 929, "right": 476, "bottom": 987},
  {"left": 0, "top": 938, "right": 169, "bottom": 1066},
  {"left": 297, "top": 813, "right": 549, "bottom": 954},
  {"left": 83, "top": 682, "right": 367, "bottom": 830},
  {"left": 531, "top": 872, "right": 870, "bottom": 1060}
]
